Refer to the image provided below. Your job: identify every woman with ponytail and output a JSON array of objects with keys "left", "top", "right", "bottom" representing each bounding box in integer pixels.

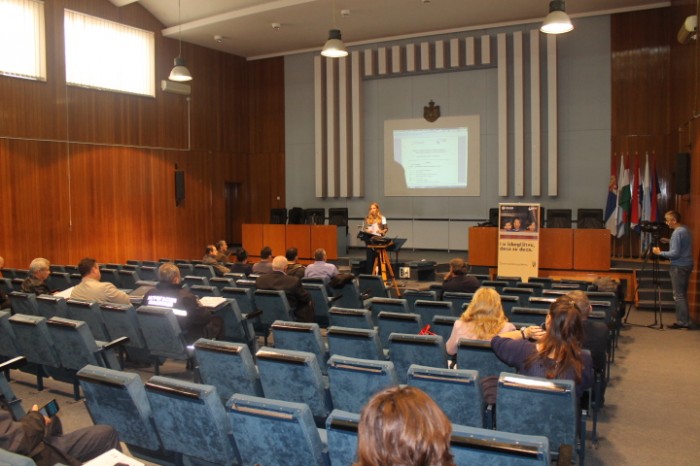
[{"left": 491, "top": 295, "right": 593, "bottom": 398}]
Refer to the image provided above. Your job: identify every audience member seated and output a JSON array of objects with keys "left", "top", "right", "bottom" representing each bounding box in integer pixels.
[
  {"left": 491, "top": 295, "right": 593, "bottom": 399},
  {"left": 70, "top": 258, "right": 131, "bottom": 304},
  {"left": 304, "top": 248, "right": 339, "bottom": 284},
  {"left": 255, "top": 256, "right": 315, "bottom": 322},
  {"left": 252, "top": 246, "right": 274, "bottom": 275},
  {"left": 229, "top": 248, "right": 253, "bottom": 276},
  {"left": 355, "top": 386, "right": 455, "bottom": 466},
  {"left": 142, "top": 262, "right": 222, "bottom": 343},
  {"left": 285, "top": 247, "right": 306, "bottom": 279},
  {"left": 568, "top": 290, "right": 609, "bottom": 402},
  {"left": 21, "top": 258, "right": 53, "bottom": 295},
  {"left": 0, "top": 400, "right": 120, "bottom": 466},
  {"left": 441, "top": 258, "right": 480, "bottom": 293},
  {"left": 202, "top": 245, "right": 230, "bottom": 277},
  {"left": 215, "top": 240, "right": 229, "bottom": 263},
  {"left": 446, "top": 287, "right": 515, "bottom": 356}
]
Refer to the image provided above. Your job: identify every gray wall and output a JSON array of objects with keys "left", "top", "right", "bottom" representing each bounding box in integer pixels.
[{"left": 285, "top": 16, "right": 611, "bottom": 251}]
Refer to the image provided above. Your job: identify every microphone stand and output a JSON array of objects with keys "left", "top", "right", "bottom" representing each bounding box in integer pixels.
[{"left": 646, "top": 234, "right": 664, "bottom": 330}]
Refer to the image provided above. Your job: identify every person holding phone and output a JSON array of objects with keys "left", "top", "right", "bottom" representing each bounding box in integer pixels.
[{"left": 0, "top": 399, "right": 120, "bottom": 466}]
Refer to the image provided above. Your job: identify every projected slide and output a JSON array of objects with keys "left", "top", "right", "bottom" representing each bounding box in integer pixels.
[{"left": 384, "top": 116, "right": 480, "bottom": 197}]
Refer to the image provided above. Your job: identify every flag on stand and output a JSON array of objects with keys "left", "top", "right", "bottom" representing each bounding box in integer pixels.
[
  {"left": 630, "top": 154, "right": 641, "bottom": 231},
  {"left": 604, "top": 155, "right": 619, "bottom": 236},
  {"left": 616, "top": 155, "right": 630, "bottom": 238},
  {"left": 641, "top": 153, "right": 652, "bottom": 253},
  {"left": 650, "top": 154, "right": 660, "bottom": 222}
]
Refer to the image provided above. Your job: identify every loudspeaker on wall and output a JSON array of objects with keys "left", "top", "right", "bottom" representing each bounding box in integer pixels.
[
  {"left": 675, "top": 152, "right": 690, "bottom": 195},
  {"left": 175, "top": 170, "right": 185, "bottom": 206}
]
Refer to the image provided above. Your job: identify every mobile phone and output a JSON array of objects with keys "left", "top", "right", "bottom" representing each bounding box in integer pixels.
[
  {"left": 540, "top": 322, "right": 547, "bottom": 331},
  {"left": 39, "top": 399, "right": 60, "bottom": 418}
]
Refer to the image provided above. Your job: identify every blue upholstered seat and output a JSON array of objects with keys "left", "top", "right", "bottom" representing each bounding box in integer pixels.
[
  {"left": 442, "top": 292, "right": 473, "bottom": 315},
  {"left": 527, "top": 296, "right": 557, "bottom": 310},
  {"left": 228, "top": 394, "right": 330, "bottom": 466},
  {"left": 516, "top": 281, "right": 545, "bottom": 296},
  {"left": 402, "top": 289, "right": 437, "bottom": 312},
  {"left": 99, "top": 268, "right": 122, "bottom": 288},
  {"left": 496, "top": 372, "right": 584, "bottom": 465},
  {"left": 450, "top": 423, "right": 551, "bottom": 465},
  {"left": 358, "top": 274, "right": 389, "bottom": 299},
  {"left": 35, "top": 295, "right": 68, "bottom": 319},
  {"left": 271, "top": 320, "right": 329, "bottom": 374},
  {"left": 47, "top": 271, "right": 72, "bottom": 292},
  {"left": 328, "top": 278, "right": 364, "bottom": 309},
  {"left": 328, "top": 307, "right": 373, "bottom": 330},
  {"left": 183, "top": 275, "right": 209, "bottom": 288},
  {"left": 46, "top": 316, "right": 122, "bottom": 372},
  {"left": 256, "top": 346, "right": 333, "bottom": 424},
  {"left": 210, "top": 277, "right": 235, "bottom": 292},
  {"left": 327, "top": 326, "right": 385, "bottom": 361},
  {"left": 431, "top": 315, "right": 458, "bottom": 345},
  {"left": 194, "top": 264, "right": 215, "bottom": 278},
  {"left": 145, "top": 376, "right": 240, "bottom": 465},
  {"left": 407, "top": 364, "right": 485, "bottom": 427},
  {"left": 325, "top": 409, "right": 360, "bottom": 466},
  {"left": 456, "top": 338, "right": 512, "bottom": 377},
  {"left": 302, "top": 282, "right": 332, "bottom": 328},
  {"left": 212, "top": 299, "right": 256, "bottom": 351},
  {"left": 135, "top": 305, "right": 193, "bottom": 375},
  {"left": 414, "top": 300, "right": 454, "bottom": 325},
  {"left": 327, "top": 355, "right": 398, "bottom": 413},
  {"left": 376, "top": 311, "right": 422, "bottom": 348},
  {"left": 254, "top": 289, "right": 294, "bottom": 328},
  {"left": 99, "top": 303, "right": 152, "bottom": 364},
  {"left": 9, "top": 292, "right": 39, "bottom": 316},
  {"left": 118, "top": 270, "right": 141, "bottom": 290},
  {"left": 77, "top": 365, "right": 176, "bottom": 465},
  {"left": 387, "top": 333, "right": 447, "bottom": 383},
  {"left": 509, "top": 307, "right": 549, "bottom": 325},
  {"left": 188, "top": 284, "right": 221, "bottom": 298},
  {"left": 501, "top": 287, "right": 534, "bottom": 306},
  {"left": 368, "top": 297, "right": 409, "bottom": 324},
  {"left": 481, "top": 280, "right": 508, "bottom": 293},
  {"left": 194, "top": 338, "right": 263, "bottom": 402},
  {"left": 0, "top": 311, "right": 21, "bottom": 359},
  {"left": 66, "top": 299, "right": 111, "bottom": 341}
]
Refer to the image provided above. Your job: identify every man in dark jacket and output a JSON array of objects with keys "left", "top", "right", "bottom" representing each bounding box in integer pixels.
[
  {"left": 142, "top": 262, "right": 222, "bottom": 342},
  {"left": 0, "top": 404, "right": 119, "bottom": 466},
  {"left": 255, "top": 256, "right": 314, "bottom": 322}
]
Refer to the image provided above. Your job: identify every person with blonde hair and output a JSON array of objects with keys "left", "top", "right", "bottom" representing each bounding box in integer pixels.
[
  {"left": 445, "top": 287, "right": 515, "bottom": 355},
  {"left": 363, "top": 202, "right": 388, "bottom": 273},
  {"left": 354, "top": 386, "right": 455, "bottom": 466}
]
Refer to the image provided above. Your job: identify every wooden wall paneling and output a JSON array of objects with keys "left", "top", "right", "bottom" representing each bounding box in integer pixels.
[{"left": 248, "top": 58, "right": 285, "bottom": 154}]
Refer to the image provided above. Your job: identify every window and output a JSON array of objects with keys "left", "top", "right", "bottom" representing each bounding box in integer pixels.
[
  {"left": 64, "top": 9, "right": 155, "bottom": 97},
  {"left": 0, "top": 0, "right": 46, "bottom": 81}
]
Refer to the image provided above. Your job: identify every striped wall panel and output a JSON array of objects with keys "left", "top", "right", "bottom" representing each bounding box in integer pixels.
[{"left": 314, "top": 30, "right": 559, "bottom": 198}]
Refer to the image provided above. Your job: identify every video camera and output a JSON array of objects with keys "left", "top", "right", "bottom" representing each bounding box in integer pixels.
[{"left": 639, "top": 221, "right": 664, "bottom": 234}]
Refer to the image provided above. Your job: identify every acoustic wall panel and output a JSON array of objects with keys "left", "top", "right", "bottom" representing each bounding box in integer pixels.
[{"left": 530, "top": 30, "right": 542, "bottom": 196}]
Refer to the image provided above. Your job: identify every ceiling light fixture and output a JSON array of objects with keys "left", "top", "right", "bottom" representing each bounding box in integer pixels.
[
  {"left": 540, "top": 0, "right": 574, "bottom": 35},
  {"left": 169, "top": 0, "right": 192, "bottom": 82},
  {"left": 321, "top": 0, "right": 348, "bottom": 58}
]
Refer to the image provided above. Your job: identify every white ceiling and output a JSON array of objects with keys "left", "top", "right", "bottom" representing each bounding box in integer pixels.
[{"left": 111, "top": 0, "right": 670, "bottom": 60}]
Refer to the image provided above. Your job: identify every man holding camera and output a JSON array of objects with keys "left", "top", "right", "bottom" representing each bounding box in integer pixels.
[{"left": 653, "top": 210, "right": 694, "bottom": 329}]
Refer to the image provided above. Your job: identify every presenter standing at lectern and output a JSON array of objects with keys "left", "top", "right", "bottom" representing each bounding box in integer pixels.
[{"left": 364, "top": 202, "right": 388, "bottom": 273}]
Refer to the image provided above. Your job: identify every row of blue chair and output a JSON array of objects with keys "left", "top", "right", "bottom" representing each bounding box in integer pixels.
[{"left": 76, "top": 363, "right": 555, "bottom": 466}]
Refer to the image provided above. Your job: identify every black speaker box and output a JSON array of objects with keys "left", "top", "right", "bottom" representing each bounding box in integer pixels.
[
  {"left": 175, "top": 170, "right": 185, "bottom": 206},
  {"left": 676, "top": 152, "right": 690, "bottom": 195}
]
